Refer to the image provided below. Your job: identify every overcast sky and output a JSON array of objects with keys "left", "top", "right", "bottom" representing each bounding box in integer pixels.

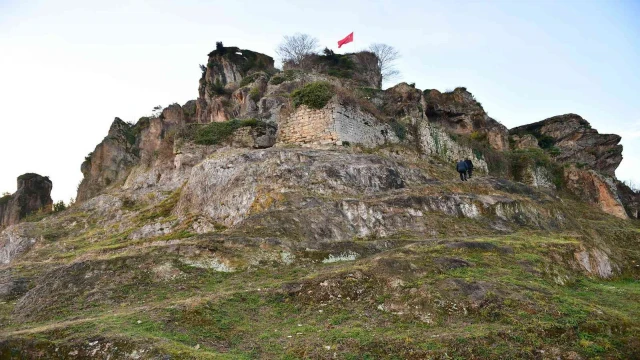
[{"left": 1, "top": 0, "right": 639, "bottom": 202}]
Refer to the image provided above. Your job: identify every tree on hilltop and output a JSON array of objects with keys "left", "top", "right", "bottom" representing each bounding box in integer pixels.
[
  {"left": 276, "top": 33, "right": 320, "bottom": 65},
  {"left": 369, "top": 43, "right": 401, "bottom": 84}
]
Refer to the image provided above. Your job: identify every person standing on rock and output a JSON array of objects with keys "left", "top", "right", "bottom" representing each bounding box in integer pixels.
[
  {"left": 465, "top": 158, "right": 474, "bottom": 179},
  {"left": 456, "top": 159, "right": 468, "bottom": 181}
]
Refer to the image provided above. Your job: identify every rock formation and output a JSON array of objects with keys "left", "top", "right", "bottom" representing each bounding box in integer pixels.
[
  {"left": 510, "top": 114, "right": 622, "bottom": 176},
  {"left": 424, "top": 87, "right": 510, "bottom": 151},
  {"left": 0, "top": 173, "right": 52, "bottom": 228},
  {"left": 1, "top": 43, "right": 640, "bottom": 359},
  {"left": 196, "top": 46, "right": 275, "bottom": 123}
]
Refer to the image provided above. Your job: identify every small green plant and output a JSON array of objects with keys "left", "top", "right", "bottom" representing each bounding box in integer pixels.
[
  {"left": 53, "top": 201, "right": 67, "bottom": 213},
  {"left": 207, "top": 79, "right": 226, "bottom": 96},
  {"left": 290, "top": 81, "right": 334, "bottom": 109},
  {"left": 240, "top": 73, "right": 260, "bottom": 87},
  {"left": 0, "top": 194, "right": 12, "bottom": 205},
  {"left": 249, "top": 87, "right": 262, "bottom": 103},
  {"left": 187, "top": 119, "right": 265, "bottom": 145},
  {"left": 390, "top": 121, "right": 407, "bottom": 140}
]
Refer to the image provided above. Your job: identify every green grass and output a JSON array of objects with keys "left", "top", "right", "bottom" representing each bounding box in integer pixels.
[{"left": 290, "top": 81, "right": 334, "bottom": 109}]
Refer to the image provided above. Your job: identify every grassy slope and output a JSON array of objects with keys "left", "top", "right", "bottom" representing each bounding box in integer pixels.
[{"left": 0, "top": 148, "right": 639, "bottom": 359}]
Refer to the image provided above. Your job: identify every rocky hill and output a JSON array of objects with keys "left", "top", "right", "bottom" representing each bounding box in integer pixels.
[{"left": 0, "top": 45, "right": 639, "bottom": 359}]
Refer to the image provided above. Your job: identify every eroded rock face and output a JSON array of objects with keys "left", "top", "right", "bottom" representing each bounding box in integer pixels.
[
  {"left": 0, "top": 174, "right": 52, "bottom": 228},
  {"left": 196, "top": 47, "right": 275, "bottom": 123},
  {"left": 510, "top": 114, "right": 622, "bottom": 176},
  {"left": 0, "top": 223, "right": 38, "bottom": 264},
  {"left": 77, "top": 118, "right": 139, "bottom": 202},
  {"left": 424, "top": 87, "right": 509, "bottom": 151},
  {"left": 511, "top": 134, "right": 539, "bottom": 149},
  {"left": 564, "top": 166, "right": 627, "bottom": 219},
  {"left": 615, "top": 181, "right": 640, "bottom": 219}
]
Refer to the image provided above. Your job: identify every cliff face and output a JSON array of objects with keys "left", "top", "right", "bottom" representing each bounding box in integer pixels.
[
  {"left": 196, "top": 47, "right": 275, "bottom": 123},
  {"left": 424, "top": 87, "right": 510, "bottom": 151},
  {"left": 0, "top": 174, "right": 52, "bottom": 228},
  {"left": 510, "top": 114, "right": 622, "bottom": 176}
]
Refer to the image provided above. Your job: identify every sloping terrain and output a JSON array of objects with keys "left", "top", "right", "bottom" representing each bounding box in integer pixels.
[
  {"left": 1, "top": 45, "right": 639, "bottom": 359},
  {"left": 0, "top": 144, "right": 639, "bottom": 359}
]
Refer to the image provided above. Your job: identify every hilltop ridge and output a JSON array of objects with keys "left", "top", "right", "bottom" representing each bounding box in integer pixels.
[{"left": 0, "top": 45, "right": 639, "bottom": 359}]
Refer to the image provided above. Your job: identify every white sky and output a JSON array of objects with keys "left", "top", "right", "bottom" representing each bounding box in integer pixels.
[{"left": 1, "top": 0, "right": 639, "bottom": 201}]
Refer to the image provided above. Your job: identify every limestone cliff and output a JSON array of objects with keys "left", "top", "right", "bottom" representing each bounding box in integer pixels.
[{"left": 0, "top": 173, "right": 52, "bottom": 228}]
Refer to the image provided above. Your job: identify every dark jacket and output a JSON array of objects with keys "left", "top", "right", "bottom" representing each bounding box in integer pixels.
[
  {"left": 456, "top": 161, "right": 468, "bottom": 172},
  {"left": 465, "top": 159, "right": 474, "bottom": 170}
]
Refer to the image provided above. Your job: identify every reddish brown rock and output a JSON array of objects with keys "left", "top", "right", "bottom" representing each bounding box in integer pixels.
[
  {"left": 0, "top": 174, "right": 52, "bottom": 228},
  {"left": 564, "top": 166, "right": 627, "bottom": 219},
  {"left": 423, "top": 87, "right": 509, "bottom": 151}
]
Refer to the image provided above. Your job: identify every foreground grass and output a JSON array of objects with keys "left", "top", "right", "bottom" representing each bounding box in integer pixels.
[{"left": 1, "top": 231, "right": 639, "bottom": 359}]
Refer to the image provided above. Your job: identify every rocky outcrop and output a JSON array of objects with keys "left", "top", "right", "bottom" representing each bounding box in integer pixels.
[
  {"left": 510, "top": 134, "right": 539, "bottom": 149},
  {"left": 424, "top": 87, "right": 509, "bottom": 151},
  {"left": 615, "top": 181, "right": 640, "bottom": 219},
  {"left": 196, "top": 46, "right": 275, "bottom": 123},
  {"left": 0, "top": 174, "right": 52, "bottom": 228},
  {"left": 510, "top": 114, "right": 622, "bottom": 176},
  {"left": 77, "top": 118, "right": 139, "bottom": 202},
  {"left": 564, "top": 166, "right": 627, "bottom": 219},
  {"left": 284, "top": 51, "right": 382, "bottom": 89}
]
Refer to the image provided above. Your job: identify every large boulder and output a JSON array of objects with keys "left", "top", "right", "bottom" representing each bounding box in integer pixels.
[
  {"left": 510, "top": 114, "right": 622, "bottom": 176},
  {"left": 423, "top": 87, "right": 509, "bottom": 151},
  {"left": 0, "top": 174, "right": 52, "bottom": 228}
]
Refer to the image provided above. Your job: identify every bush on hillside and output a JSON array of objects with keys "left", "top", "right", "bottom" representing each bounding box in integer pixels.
[
  {"left": 179, "top": 119, "right": 265, "bottom": 146},
  {"left": 290, "top": 81, "right": 334, "bottom": 109}
]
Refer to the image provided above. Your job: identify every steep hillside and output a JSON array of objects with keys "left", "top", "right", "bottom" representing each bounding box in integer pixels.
[{"left": 0, "top": 45, "right": 639, "bottom": 359}]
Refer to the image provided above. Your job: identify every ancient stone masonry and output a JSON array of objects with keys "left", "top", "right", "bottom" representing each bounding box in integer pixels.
[
  {"left": 277, "top": 101, "right": 398, "bottom": 147},
  {"left": 0, "top": 173, "right": 52, "bottom": 228}
]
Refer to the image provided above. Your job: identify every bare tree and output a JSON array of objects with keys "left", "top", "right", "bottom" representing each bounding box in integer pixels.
[
  {"left": 369, "top": 43, "right": 401, "bottom": 84},
  {"left": 275, "top": 33, "right": 320, "bottom": 65}
]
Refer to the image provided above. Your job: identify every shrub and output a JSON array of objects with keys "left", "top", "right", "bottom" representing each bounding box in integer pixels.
[
  {"left": 290, "top": 81, "right": 334, "bottom": 109},
  {"left": 207, "top": 79, "right": 226, "bottom": 96},
  {"left": 270, "top": 70, "right": 298, "bottom": 85},
  {"left": 187, "top": 119, "right": 264, "bottom": 145},
  {"left": 240, "top": 73, "right": 260, "bottom": 87},
  {"left": 390, "top": 121, "right": 407, "bottom": 140},
  {"left": 0, "top": 194, "right": 12, "bottom": 206},
  {"left": 537, "top": 134, "right": 555, "bottom": 149},
  {"left": 53, "top": 201, "right": 66, "bottom": 213},
  {"left": 249, "top": 87, "right": 262, "bottom": 103}
]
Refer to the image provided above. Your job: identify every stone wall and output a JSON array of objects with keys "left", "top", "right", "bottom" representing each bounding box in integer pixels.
[{"left": 277, "top": 102, "right": 398, "bottom": 147}]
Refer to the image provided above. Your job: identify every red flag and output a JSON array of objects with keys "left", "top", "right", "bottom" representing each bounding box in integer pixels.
[{"left": 338, "top": 32, "right": 353, "bottom": 48}]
